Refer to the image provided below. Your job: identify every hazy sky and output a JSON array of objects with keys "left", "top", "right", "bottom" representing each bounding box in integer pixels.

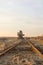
[{"left": 0, "top": 0, "right": 43, "bottom": 37}]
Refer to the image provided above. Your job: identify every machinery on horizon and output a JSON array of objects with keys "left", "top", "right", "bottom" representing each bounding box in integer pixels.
[{"left": 17, "top": 30, "right": 24, "bottom": 39}]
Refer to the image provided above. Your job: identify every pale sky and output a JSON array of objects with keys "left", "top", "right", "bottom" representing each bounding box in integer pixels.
[{"left": 0, "top": 0, "right": 43, "bottom": 37}]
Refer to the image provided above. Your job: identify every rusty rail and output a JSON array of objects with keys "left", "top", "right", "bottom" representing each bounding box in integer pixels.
[
  {"left": 27, "top": 39, "right": 43, "bottom": 59},
  {"left": 0, "top": 39, "right": 22, "bottom": 56}
]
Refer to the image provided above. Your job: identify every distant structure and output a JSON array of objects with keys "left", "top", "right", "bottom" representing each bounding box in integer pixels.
[{"left": 17, "top": 30, "right": 24, "bottom": 39}]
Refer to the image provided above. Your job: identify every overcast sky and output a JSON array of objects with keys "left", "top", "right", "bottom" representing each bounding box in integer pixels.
[{"left": 0, "top": 0, "right": 43, "bottom": 37}]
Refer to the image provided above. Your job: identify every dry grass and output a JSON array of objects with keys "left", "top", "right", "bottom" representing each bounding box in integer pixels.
[{"left": 31, "top": 38, "right": 43, "bottom": 45}]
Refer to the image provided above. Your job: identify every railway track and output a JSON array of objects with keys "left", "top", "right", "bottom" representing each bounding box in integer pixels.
[
  {"left": 0, "top": 39, "right": 22, "bottom": 56},
  {"left": 0, "top": 38, "right": 43, "bottom": 65},
  {"left": 0, "top": 39, "right": 43, "bottom": 58},
  {"left": 25, "top": 39, "right": 43, "bottom": 59},
  {"left": 30, "top": 39, "right": 43, "bottom": 54}
]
